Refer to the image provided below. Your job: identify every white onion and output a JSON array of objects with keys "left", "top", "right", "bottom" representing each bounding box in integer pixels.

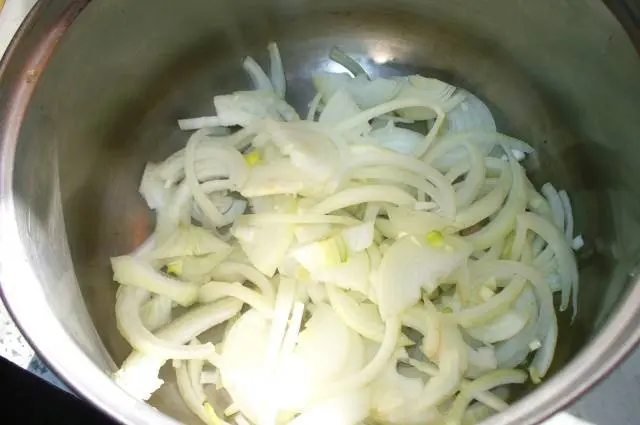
[{"left": 111, "top": 43, "right": 581, "bottom": 425}]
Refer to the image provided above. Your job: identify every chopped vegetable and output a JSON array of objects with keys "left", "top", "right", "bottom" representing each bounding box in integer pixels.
[{"left": 111, "top": 43, "right": 581, "bottom": 425}]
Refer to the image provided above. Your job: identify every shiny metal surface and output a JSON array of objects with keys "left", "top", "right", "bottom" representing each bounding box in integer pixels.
[{"left": 1, "top": 1, "right": 640, "bottom": 424}]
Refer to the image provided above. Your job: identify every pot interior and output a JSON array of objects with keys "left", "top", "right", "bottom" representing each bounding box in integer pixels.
[{"left": 9, "top": 0, "right": 640, "bottom": 423}]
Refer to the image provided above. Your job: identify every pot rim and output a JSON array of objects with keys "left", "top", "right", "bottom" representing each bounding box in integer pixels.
[{"left": 0, "top": 2, "right": 638, "bottom": 425}]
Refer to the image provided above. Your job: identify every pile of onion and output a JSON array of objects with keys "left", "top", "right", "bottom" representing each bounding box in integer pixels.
[{"left": 111, "top": 44, "right": 581, "bottom": 425}]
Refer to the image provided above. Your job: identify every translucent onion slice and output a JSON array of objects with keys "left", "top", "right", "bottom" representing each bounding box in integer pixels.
[
  {"left": 268, "top": 42, "right": 286, "bottom": 98},
  {"left": 378, "top": 236, "right": 471, "bottom": 318},
  {"left": 348, "top": 146, "right": 456, "bottom": 217},
  {"left": 329, "top": 46, "right": 368, "bottom": 77},
  {"left": 310, "top": 316, "right": 401, "bottom": 402},
  {"left": 326, "top": 284, "right": 390, "bottom": 344},
  {"left": 350, "top": 166, "right": 442, "bottom": 208},
  {"left": 409, "top": 360, "right": 509, "bottom": 412},
  {"left": 558, "top": 190, "right": 575, "bottom": 243},
  {"left": 114, "top": 299, "right": 242, "bottom": 400},
  {"left": 446, "top": 369, "right": 527, "bottom": 425},
  {"left": 140, "top": 294, "right": 173, "bottom": 332},
  {"left": 308, "top": 185, "right": 416, "bottom": 215},
  {"left": 541, "top": 183, "right": 565, "bottom": 232},
  {"left": 462, "top": 154, "right": 527, "bottom": 250},
  {"left": 175, "top": 351, "right": 230, "bottom": 425},
  {"left": 516, "top": 212, "right": 579, "bottom": 315},
  {"left": 237, "top": 213, "right": 360, "bottom": 226},
  {"left": 319, "top": 88, "right": 364, "bottom": 128},
  {"left": 213, "top": 262, "right": 276, "bottom": 301},
  {"left": 198, "top": 281, "right": 274, "bottom": 316},
  {"left": 115, "top": 286, "right": 216, "bottom": 359},
  {"left": 465, "top": 309, "right": 528, "bottom": 344},
  {"left": 368, "top": 125, "right": 424, "bottom": 155},
  {"left": 233, "top": 222, "right": 295, "bottom": 278},
  {"left": 149, "top": 224, "right": 231, "bottom": 260},
  {"left": 424, "top": 139, "right": 486, "bottom": 208},
  {"left": 111, "top": 256, "right": 199, "bottom": 306},
  {"left": 243, "top": 56, "right": 275, "bottom": 92},
  {"left": 451, "top": 277, "right": 527, "bottom": 328},
  {"left": 445, "top": 90, "right": 497, "bottom": 134},
  {"left": 335, "top": 97, "right": 446, "bottom": 157},
  {"left": 416, "top": 321, "right": 467, "bottom": 410}
]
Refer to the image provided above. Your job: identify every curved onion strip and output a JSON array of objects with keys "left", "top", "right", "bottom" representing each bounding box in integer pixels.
[
  {"left": 311, "top": 316, "right": 401, "bottom": 401},
  {"left": 446, "top": 369, "right": 527, "bottom": 424},
  {"left": 463, "top": 154, "right": 527, "bottom": 250},
  {"left": 455, "top": 261, "right": 473, "bottom": 305},
  {"left": 402, "top": 306, "right": 440, "bottom": 360},
  {"left": 450, "top": 277, "right": 526, "bottom": 328},
  {"left": 348, "top": 148, "right": 456, "bottom": 217},
  {"left": 559, "top": 190, "right": 574, "bottom": 242},
  {"left": 474, "top": 238, "right": 505, "bottom": 262},
  {"left": 454, "top": 161, "right": 512, "bottom": 230},
  {"left": 154, "top": 298, "right": 243, "bottom": 343},
  {"left": 423, "top": 140, "right": 486, "bottom": 208},
  {"left": 140, "top": 295, "right": 173, "bottom": 332},
  {"left": 417, "top": 321, "right": 466, "bottom": 410},
  {"left": 236, "top": 213, "right": 360, "bottom": 226},
  {"left": 351, "top": 166, "right": 442, "bottom": 208},
  {"left": 327, "top": 284, "right": 387, "bottom": 343},
  {"left": 541, "top": 183, "right": 565, "bottom": 231},
  {"left": 329, "top": 46, "right": 368, "bottom": 77},
  {"left": 472, "top": 261, "right": 557, "bottom": 378},
  {"left": 306, "top": 92, "right": 323, "bottom": 121},
  {"left": 213, "top": 262, "right": 276, "bottom": 301},
  {"left": 116, "top": 286, "right": 217, "bottom": 360},
  {"left": 185, "top": 135, "right": 228, "bottom": 227},
  {"left": 455, "top": 143, "right": 486, "bottom": 207},
  {"left": 111, "top": 256, "right": 199, "bottom": 307},
  {"left": 446, "top": 155, "right": 505, "bottom": 184},
  {"left": 529, "top": 322, "right": 558, "bottom": 384},
  {"left": 198, "top": 281, "right": 274, "bottom": 316},
  {"left": 243, "top": 56, "right": 275, "bottom": 92},
  {"left": 335, "top": 98, "right": 446, "bottom": 157},
  {"left": 175, "top": 359, "right": 230, "bottom": 425},
  {"left": 516, "top": 212, "right": 578, "bottom": 315},
  {"left": 265, "top": 277, "right": 297, "bottom": 369},
  {"left": 534, "top": 246, "right": 555, "bottom": 268},
  {"left": 158, "top": 130, "right": 251, "bottom": 184},
  {"left": 409, "top": 360, "right": 509, "bottom": 412},
  {"left": 268, "top": 42, "right": 286, "bottom": 98},
  {"left": 308, "top": 185, "right": 416, "bottom": 215},
  {"left": 494, "top": 287, "right": 538, "bottom": 368},
  {"left": 425, "top": 131, "right": 532, "bottom": 170},
  {"left": 466, "top": 309, "right": 528, "bottom": 344}
]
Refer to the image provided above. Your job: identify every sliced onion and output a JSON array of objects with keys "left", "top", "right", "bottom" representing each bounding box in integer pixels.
[
  {"left": 116, "top": 286, "right": 216, "bottom": 359},
  {"left": 243, "top": 56, "right": 275, "bottom": 92},
  {"left": 516, "top": 212, "right": 579, "bottom": 315},
  {"left": 140, "top": 295, "right": 173, "bottom": 332},
  {"left": 445, "top": 90, "right": 497, "bottom": 134},
  {"left": 451, "top": 277, "right": 527, "bottom": 328},
  {"left": 308, "top": 185, "right": 416, "bottom": 215},
  {"left": 198, "top": 281, "right": 274, "bottom": 316},
  {"left": 268, "top": 42, "right": 286, "bottom": 98},
  {"left": 111, "top": 256, "right": 199, "bottom": 306},
  {"left": 446, "top": 369, "right": 527, "bottom": 424},
  {"left": 112, "top": 45, "right": 583, "bottom": 424},
  {"left": 462, "top": 154, "right": 527, "bottom": 250}
]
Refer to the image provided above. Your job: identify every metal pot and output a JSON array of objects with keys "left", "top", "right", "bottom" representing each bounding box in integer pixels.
[{"left": 1, "top": 0, "right": 639, "bottom": 424}]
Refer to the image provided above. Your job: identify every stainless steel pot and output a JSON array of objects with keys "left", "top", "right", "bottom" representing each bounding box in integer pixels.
[{"left": 1, "top": 1, "right": 640, "bottom": 424}]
